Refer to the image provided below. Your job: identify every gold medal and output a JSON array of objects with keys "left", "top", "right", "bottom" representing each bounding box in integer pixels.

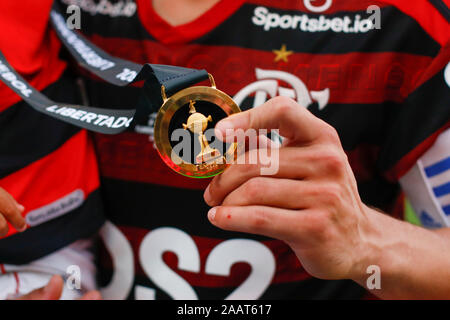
[{"left": 154, "top": 74, "right": 241, "bottom": 178}]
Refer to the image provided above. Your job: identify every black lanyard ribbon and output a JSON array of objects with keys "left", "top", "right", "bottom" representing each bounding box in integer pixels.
[{"left": 0, "top": 1, "right": 209, "bottom": 134}]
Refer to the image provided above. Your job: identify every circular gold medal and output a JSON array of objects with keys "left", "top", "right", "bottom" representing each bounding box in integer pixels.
[{"left": 154, "top": 74, "right": 241, "bottom": 178}]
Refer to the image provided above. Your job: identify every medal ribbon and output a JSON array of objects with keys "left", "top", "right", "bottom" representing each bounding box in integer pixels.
[{"left": 0, "top": 1, "right": 209, "bottom": 134}]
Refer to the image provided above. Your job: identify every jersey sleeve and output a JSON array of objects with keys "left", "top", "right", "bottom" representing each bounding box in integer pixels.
[
  {"left": 0, "top": 1, "right": 105, "bottom": 263},
  {"left": 379, "top": 41, "right": 450, "bottom": 182},
  {"left": 382, "top": 42, "right": 450, "bottom": 228}
]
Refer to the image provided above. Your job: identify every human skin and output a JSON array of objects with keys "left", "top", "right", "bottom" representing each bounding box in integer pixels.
[
  {"left": 0, "top": 187, "right": 27, "bottom": 237},
  {"left": 203, "top": 96, "right": 450, "bottom": 300},
  {"left": 16, "top": 276, "right": 101, "bottom": 300}
]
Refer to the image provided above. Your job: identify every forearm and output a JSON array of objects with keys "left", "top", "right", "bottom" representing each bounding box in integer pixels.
[{"left": 353, "top": 207, "right": 450, "bottom": 299}]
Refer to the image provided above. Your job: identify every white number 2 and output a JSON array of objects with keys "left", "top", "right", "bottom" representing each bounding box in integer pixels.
[{"left": 101, "top": 224, "right": 276, "bottom": 300}]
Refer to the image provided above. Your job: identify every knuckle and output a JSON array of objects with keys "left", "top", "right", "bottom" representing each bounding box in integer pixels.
[
  {"left": 309, "top": 183, "right": 343, "bottom": 208},
  {"left": 320, "top": 148, "right": 346, "bottom": 174},
  {"left": 321, "top": 184, "right": 343, "bottom": 208},
  {"left": 243, "top": 178, "right": 264, "bottom": 200},
  {"left": 321, "top": 124, "right": 340, "bottom": 143},
  {"left": 304, "top": 210, "right": 329, "bottom": 237},
  {"left": 237, "top": 162, "right": 258, "bottom": 175},
  {"left": 251, "top": 208, "right": 271, "bottom": 231},
  {"left": 272, "top": 95, "right": 296, "bottom": 107},
  {"left": 272, "top": 97, "right": 297, "bottom": 116}
]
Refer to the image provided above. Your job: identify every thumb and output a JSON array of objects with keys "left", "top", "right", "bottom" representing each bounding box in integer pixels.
[
  {"left": 215, "top": 96, "right": 325, "bottom": 144},
  {"left": 16, "top": 275, "right": 64, "bottom": 300}
]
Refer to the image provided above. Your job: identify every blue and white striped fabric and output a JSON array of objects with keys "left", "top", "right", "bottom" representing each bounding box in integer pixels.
[
  {"left": 425, "top": 157, "right": 450, "bottom": 216},
  {"left": 400, "top": 129, "right": 450, "bottom": 228}
]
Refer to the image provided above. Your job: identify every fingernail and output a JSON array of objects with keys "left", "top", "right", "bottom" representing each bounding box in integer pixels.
[
  {"left": 17, "top": 204, "right": 25, "bottom": 212},
  {"left": 17, "top": 224, "right": 27, "bottom": 232},
  {"left": 208, "top": 207, "right": 217, "bottom": 222}
]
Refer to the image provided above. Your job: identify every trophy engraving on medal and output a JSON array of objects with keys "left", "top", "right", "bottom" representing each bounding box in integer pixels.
[
  {"left": 182, "top": 100, "right": 223, "bottom": 165},
  {"left": 154, "top": 73, "right": 241, "bottom": 178}
]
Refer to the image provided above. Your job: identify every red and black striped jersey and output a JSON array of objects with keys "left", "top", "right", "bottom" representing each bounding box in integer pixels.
[
  {"left": 0, "top": 1, "right": 105, "bottom": 264},
  {"left": 63, "top": 0, "right": 450, "bottom": 299}
]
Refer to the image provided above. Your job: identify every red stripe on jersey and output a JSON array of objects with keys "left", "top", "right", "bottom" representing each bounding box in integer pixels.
[
  {"left": 101, "top": 225, "right": 310, "bottom": 287},
  {"left": 0, "top": 1, "right": 67, "bottom": 111},
  {"left": 386, "top": 122, "right": 450, "bottom": 181},
  {"left": 137, "top": 0, "right": 246, "bottom": 44},
  {"left": 379, "top": 0, "right": 450, "bottom": 46},
  {"left": 0, "top": 264, "right": 5, "bottom": 274},
  {"left": 95, "top": 132, "right": 211, "bottom": 190},
  {"left": 0, "top": 130, "right": 100, "bottom": 238},
  {"left": 246, "top": 0, "right": 390, "bottom": 13},
  {"left": 88, "top": 35, "right": 434, "bottom": 104},
  {"left": 95, "top": 131, "right": 380, "bottom": 189}
]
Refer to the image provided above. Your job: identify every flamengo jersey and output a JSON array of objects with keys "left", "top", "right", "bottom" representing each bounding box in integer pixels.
[
  {"left": 63, "top": 0, "right": 450, "bottom": 299},
  {"left": 0, "top": 1, "right": 105, "bottom": 264}
]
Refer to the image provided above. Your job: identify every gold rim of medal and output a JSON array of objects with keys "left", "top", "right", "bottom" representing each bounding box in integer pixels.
[{"left": 154, "top": 74, "right": 242, "bottom": 178}]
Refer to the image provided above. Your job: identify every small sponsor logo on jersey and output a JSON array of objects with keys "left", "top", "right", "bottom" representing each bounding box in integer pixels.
[
  {"left": 61, "top": 0, "right": 137, "bottom": 18},
  {"left": 252, "top": 6, "right": 375, "bottom": 33},
  {"left": 26, "top": 189, "right": 85, "bottom": 227},
  {"left": 304, "top": 0, "right": 333, "bottom": 13}
]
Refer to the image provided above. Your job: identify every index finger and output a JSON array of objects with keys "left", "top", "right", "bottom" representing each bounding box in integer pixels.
[{"left": 215, "top": 96, "right": 330, "bottom": 144}]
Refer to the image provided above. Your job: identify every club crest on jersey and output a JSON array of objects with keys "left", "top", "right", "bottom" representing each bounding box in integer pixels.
[{"left": 233, "top": 68, "right": 330, "bottom": 111}]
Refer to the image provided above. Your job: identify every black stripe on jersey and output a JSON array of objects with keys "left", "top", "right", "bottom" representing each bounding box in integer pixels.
[
  {"left": 358, "top": 177, "right": 399, "bottom": 211},
  {"left": 69, "top": 3, "right": 440, "bottom": 57},
  {"left": 100, "top": 174, "right": 398, "bottom": 237},
  {"left": 379, "top": 64, "right": 450, "bottom": 173},
  {"left": 0, "top": 71, "right": 82, "bottom": 179},
  {"left": 100, "top": 177, "right": 271, "bottom": 241},
  {"left": 195, "top": 5, "right": 440, "bottom": 57},
  {"left": 428, "top": 0, "right": 450, "bottom": 22},
  {"left": 237, "top": 96, "right": 401, "bottom": 153},
  {"left": 0, "top": 189, "right": 105, "bottom": 265}
]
